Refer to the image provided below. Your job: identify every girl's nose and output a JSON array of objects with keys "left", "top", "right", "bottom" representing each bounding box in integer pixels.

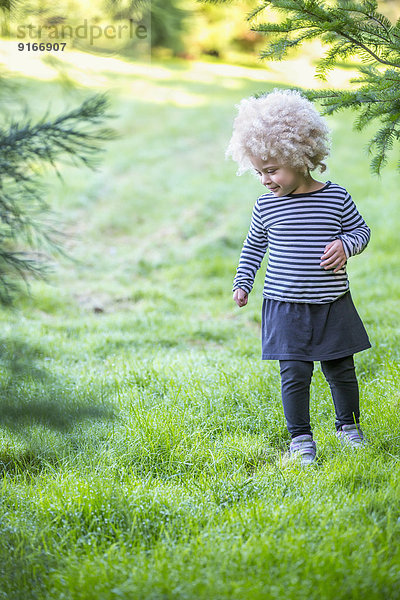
[{"left": 261, "top": 173, "right": 271, "bottom": 186}]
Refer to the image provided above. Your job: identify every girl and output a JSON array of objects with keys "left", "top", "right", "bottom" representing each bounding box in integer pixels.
[{"left": 228, "top": 89, "right": 371, "bottom": 465}]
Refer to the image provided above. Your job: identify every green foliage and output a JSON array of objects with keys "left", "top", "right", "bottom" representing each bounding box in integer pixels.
[
  {"left": 249, "top": 0, "right": 400, "bottom": 69},
  {"left": 149, "top": 0, "right": 192, "bottom": 53},
  {"left": 0, "top": 0, "right": 16, "bottom": 8},
  {"left": 0, "top": 95, "right": 113, "bottom": 304},
  {"left": 304, "top": 64, "right": 400, "bottom": 173}
]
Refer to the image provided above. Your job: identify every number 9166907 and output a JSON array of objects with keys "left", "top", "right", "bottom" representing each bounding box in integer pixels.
[{"left": 18, "top": 42, "right": 67, "bottom": 51}]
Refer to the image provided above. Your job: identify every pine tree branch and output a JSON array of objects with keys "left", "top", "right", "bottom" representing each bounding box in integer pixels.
[
  {"left": 0, "top": 93, "right": 115, "bottom": 303},
  {"left": 0, "top": 95, "right": 115, "bottom": 173},
  {"left": 251, "top": 0, "right": 400, "bottom": 68},
  {"left": 331, "top": 29, "right": 400, "bottom": 68}
]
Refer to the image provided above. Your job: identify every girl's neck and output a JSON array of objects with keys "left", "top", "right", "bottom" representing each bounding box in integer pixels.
[{"left": 294, "top": 173, "right": 325, "bottom": 195}]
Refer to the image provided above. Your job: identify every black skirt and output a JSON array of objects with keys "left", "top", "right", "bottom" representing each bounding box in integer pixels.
[{"left": 261, "top": 291, "right": 371, "bottom": 361}]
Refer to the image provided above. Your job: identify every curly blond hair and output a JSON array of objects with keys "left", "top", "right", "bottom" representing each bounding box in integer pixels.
[{"left": 226, "top": 89, "right": 331, "bottom": 175}]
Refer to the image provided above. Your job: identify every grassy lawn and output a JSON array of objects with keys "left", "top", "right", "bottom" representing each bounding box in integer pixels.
[{"left": 1, "top": 47, "right": 400, "bottom": 599}]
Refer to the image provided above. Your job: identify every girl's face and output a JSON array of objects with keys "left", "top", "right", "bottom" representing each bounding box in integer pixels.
[{"left": 250, "top": 156, "right": 310, "bottom": 197}]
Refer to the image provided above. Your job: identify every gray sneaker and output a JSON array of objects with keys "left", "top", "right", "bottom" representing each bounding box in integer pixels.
[
  {"left": 289, "top": 434, "right": 316, "bottom": 466},
  {"left": 336, "top": 424, "right": 366, "bottom": 448}
]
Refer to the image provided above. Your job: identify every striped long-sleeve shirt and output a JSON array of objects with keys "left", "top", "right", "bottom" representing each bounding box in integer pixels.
[{"left": 233, "top": 181, "right": 370, "bottom": 304}]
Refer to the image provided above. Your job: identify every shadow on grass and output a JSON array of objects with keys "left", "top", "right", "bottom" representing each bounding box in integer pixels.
[
  {"left": 0, "top": 528, "right": 51, "bottom": 600},
  {"left": 0, "top": 337, "right": 114, "bottom": 432},
  {"left": 0, "top": 447, "right": 61, "bottom": 476}
]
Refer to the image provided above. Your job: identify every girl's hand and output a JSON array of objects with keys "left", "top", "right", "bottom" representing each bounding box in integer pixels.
[
  {"left": 320, "top": 239, "right": 347, "bottom": 273},
  {"left": 233, "top": 288, "right": 248, "bottom": 307}
]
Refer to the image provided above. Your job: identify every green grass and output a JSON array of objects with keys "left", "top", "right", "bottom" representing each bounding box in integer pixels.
[{"left": 1, "top": 53, "right": 400, "bottom": 599}]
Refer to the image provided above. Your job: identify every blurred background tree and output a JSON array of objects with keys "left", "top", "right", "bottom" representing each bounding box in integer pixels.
[
  {"left": 4, "top": 0, "right": 264, "bottom": 62},
  {"left": 181, "top": 0, "right": 263, "bottom": 61}
]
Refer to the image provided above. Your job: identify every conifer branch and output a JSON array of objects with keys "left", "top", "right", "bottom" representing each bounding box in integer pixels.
[{"left": 0, "top": 93, "right": 114, "bottom": 304}]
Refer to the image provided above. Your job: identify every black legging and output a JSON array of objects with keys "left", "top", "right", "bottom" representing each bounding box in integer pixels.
[{"left": 279, "top": 355, "right": 360, "bottom": 438}]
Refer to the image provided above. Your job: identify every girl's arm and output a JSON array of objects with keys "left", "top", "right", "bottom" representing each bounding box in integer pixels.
[
  {"left": 232, "top": 200, "right": 269, "bottom": 297},
  {"left": 338, "top": 193, "right": 371, "bottom": 258}
]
